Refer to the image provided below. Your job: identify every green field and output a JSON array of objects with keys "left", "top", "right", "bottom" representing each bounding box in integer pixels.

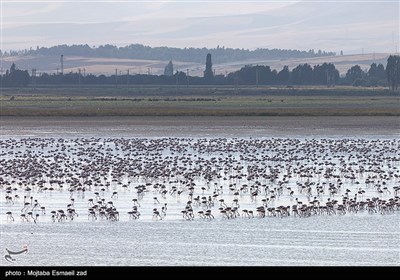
[{"left": 1, "top": 85, "right": 399, "bottom": 116}]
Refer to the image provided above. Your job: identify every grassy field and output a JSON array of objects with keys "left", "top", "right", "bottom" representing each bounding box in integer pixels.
[{"left": 1, "top": 85, "right": 399, "bottom": 116}]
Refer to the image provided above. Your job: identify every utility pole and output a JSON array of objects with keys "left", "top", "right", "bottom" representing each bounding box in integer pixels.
[
  {"left": 392, "top": 30, "right": 396, "bottom": 53},
  {"left": 325, "top": 69, "right": 329, "bottom": 88},
  {"left": 60, "top": 54, "right": 64, "bottom": 75},
  {"left": 175, "top": 70, "right": 179, "bottom": 94},
  {"left": 256, "top": 68, "right": 259, "bottom": 88},
  {"left": 127, "top": 69, "right": 129, "bottom": 85},
  {"left": 115, "top": 68, "right": 118, "bottom": 88},
  {"left": 78, "top": 68, "right": 81, "bottom": 88},
  {"left": 31, "top": 69, "right": 36, "bottom": 90},
  {"left": 234, "top": 72, "right": 238, "bottom": 93},
  {"left": 186, "top": 68, "right": 189, "bottom": 88}
]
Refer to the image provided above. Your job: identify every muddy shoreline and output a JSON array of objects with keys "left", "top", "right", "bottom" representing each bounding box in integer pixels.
[{"left": 1, "top": 116, "right": 399, "bottom": 138}]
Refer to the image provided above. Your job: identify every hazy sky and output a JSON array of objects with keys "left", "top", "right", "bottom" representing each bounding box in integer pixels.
[{"left": 1, "top": 0, "right": 399, "bottom": 54}]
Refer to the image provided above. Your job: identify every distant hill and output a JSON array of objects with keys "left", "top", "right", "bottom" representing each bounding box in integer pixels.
[
  {"left": 2, "top": 44, "right": 335, "bottom": 64},
  {"left": 0, "top": 44, "right": 391, "bottom": 77}
]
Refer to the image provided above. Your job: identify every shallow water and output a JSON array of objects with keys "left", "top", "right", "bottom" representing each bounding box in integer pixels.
[
  {"left": 1, "top": 117, "right": 399, "bottom": 266},
  {"left": 2, "top": 216, "right": 399, "bottom": 266}
]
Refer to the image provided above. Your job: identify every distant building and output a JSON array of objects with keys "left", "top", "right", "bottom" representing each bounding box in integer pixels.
[
  {"left": 164, "top": 61, "right": 174, "bottom": 76},
  {"left": 204, "top": 53, "right": 214, "bottom": 82}
]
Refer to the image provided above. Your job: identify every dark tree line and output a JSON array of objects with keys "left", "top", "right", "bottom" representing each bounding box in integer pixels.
[
  {"left": 386, "top": 55, "right": 400, "bottom": 90},
  {"left": 0, "top": 63, "right": 30, "bottom": 87},
  {"left": 1, "top": 44, "right": 335, "bottom": 64},
  {"left": 345, "top": 63, "right": 387, "bottom": 87},
  {"left": 2, "top": 55, "right": 399, "bottom": 90}
]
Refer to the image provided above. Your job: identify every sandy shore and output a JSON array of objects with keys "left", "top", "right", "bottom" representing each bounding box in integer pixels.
[{"left": 1, "top": 116, "right": 399, "bottom": 138}]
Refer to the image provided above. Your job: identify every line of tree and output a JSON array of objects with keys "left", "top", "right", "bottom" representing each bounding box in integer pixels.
[
  {"left": 0, "top": 43, "right": 335, "bottom": 64},
  {"left": 386, "top": 55, "right": 400, "bottom": 90},
  {"left": 344, "top": 63, "right": 387, "bottom": 87},
  {"left": 0, "top": 63, "right": 30, "bottom": 87},
  {"left": 1, "top": 55, "right": 399, "bottom": 91}
]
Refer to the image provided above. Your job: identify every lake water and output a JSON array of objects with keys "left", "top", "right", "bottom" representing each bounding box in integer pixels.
[{"left": 1, "top": 116, "right": 399, "bottom": 266}]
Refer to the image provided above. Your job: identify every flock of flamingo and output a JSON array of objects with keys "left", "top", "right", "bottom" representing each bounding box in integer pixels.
[{"left": 1, "top": 137, "right": 399, "bottom": 223}]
